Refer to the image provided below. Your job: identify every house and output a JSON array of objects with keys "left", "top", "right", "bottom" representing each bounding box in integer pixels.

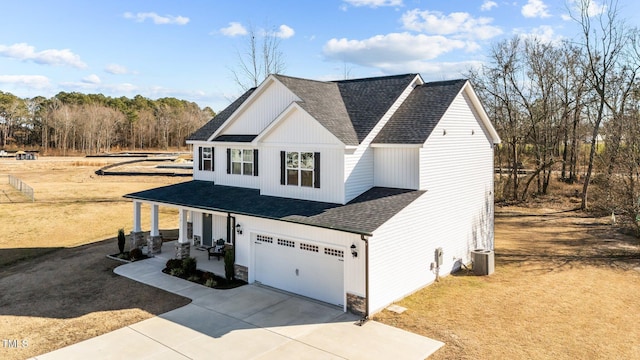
[{"left": 124, "top": 73, "right": 501, "bottom": 317}]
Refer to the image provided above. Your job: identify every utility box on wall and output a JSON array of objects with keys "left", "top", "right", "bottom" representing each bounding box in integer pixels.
[
  {"left": 471, "top": 249, "right": 495, "bottom": 276},
  {"left": 435, "top": 247, "right": 443, "bottom": 266}
]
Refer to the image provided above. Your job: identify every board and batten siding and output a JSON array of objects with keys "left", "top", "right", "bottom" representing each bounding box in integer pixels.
[
  {"left": 259, "top": 108, "right": 345, "bottom": 203},
  {"left": 373, "top": 147, "right": 420, "bottom": 189},
  {"left": 213, "top": 145, "right": 260, "bottom": 189},
  {"left": 367, "top": 90, "right": 495, "bottom": 314},
  {"left": 192, "top": 144, "right": 215, "bottom": 182},
  {"left": 344, "top": 76, "right": 420, "bottom": 203},
  {"left": 232, "top": 215, "right": 365, "bottom": 308},
  {"left": 222, "top": 79, "right": 299, "bottom": 135}
]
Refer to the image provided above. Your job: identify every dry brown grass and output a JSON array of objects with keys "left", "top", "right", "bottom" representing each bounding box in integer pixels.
[
  {"left": 375, "top": 206, "right": 640, "bottom": 360},
  {"left": 0, "top": 157, "right": 191, "bottom": 359}
]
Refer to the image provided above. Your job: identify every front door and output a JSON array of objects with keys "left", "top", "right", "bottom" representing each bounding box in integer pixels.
[{"left": 202, "top": 213, "right": 213, "bottom": 247}]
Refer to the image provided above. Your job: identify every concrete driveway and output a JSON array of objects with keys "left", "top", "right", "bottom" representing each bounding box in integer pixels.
[{"left": 33, "top": 257, "right": 443, "bottom": 359}]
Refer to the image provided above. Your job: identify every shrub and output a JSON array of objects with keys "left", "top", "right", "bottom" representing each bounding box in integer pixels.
[
  {"left": 187, "top": 274, "right": 200, "bottom": 282},
  {"left": 165, "top": 258, "right": 182, "bottom": 270},
  {"left": 182, "top": 257, "right": 197, "bottom": 276},
  {"left": 129, "top": 247, "right": 143, "bottom": 261},
  {"left": 170, "top": 267, "right": 185, "bottom": 277},
  {"left": 224, "top": 247, "right": 235, "bottom": 282},
  {"left": 204, "top": 278, "right": 217, "bottom": 288},
  {"left": 117, "top": 229, "right": 126, "bottom": 254}
]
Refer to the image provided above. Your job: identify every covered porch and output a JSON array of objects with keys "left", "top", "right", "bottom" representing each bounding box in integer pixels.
[{"left": 152, "top": 240, "right": 226, "bottom": 276}]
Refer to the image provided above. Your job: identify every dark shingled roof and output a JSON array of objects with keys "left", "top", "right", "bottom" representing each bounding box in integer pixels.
[
  {"left": 212, "top": 134, "right": 257, "bottom": 142},
  {"left": 334, "top": 74, "right": 418, "bottom": 143},
  {"left": 373, "top": 79, "right": 467, "bottom": 144},
  {"left": 274, "top": 75, "right": 358, "bottom": 145},
  {"left": 187, "top": 87, "right": 256, "bottom": 141},
  {"left": 124, "top": 181, "right": 425, "bottom": 235},
  {"left": 188, "top": 74, "right": 421, "bottom": 145}
]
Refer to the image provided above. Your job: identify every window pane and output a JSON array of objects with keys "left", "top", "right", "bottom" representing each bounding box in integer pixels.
[
  {"left": 203, "top": 160, "right": 212, "bottom": 171},
  {"left": 301, "top": 170, "right": 313, "bottom": 187},
  {"left": 243, "top": 149, "right": 253, "bottom": 161},
  {"left": 202, "top": 147, "right": 212, "bottom": 158},
  {"left": 287, "top": 170, "right": 298, "bottom": 185},
  {"left": 243, "top": 163, "right": 253, "bottom": 175},
  {"left": 287, "top": 152, "right": 298, "bottom": 168},
  {"left": 301, "top": 152, "right": 314, "bottom": 169},
  {"left": 232, "top": 162, "right": 242, "bottom": 174},
  {"left": 231, "top": 149, "right": 242, "bottom": 161}
]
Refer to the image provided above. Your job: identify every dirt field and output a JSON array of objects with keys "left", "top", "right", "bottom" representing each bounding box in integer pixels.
[
  {"left": 375, "top": 206, "right": 640, "bottom": 359},
  {"left": 0, "top": 157, "right": 191, "bottom": 360}
]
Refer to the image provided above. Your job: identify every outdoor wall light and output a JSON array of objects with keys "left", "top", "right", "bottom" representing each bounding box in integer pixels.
[
  {"left": 235, "top": 223, "right": 243, "bottom": 235},
  {"left": 350, "top": 244, "right": 358, "bottom": 258}
]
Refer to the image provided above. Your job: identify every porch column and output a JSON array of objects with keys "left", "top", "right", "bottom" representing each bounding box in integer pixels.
[
  {"left": 147, "top": 204, "right": 162, "bottom": 255},
  {"left": 175, "top": 208, "right": 190, "bottom": 259},
  {"left": 129, "top": 201, "right": 144, "bottom": 250},
  {"left": 133, "top": 201, "right": 141, "bottom": 232},
  {"left": 150, "top": 204, "right": 159, "bottom": 237}
]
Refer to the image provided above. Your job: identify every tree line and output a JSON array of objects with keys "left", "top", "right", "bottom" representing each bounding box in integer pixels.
[
  {"left": 0, "top": 91, "right": 214, "bottom": 155},
  {"left": 470, "top": 0, "right": 640, "bottom": 232}
]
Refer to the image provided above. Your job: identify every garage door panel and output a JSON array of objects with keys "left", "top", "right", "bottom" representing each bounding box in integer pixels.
[{"left": 254, "top": 233, "right": 344, "bottom": 306}]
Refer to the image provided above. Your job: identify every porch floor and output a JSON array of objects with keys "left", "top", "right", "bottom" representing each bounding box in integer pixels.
[{"left": 151, "top": 240, "right": 226, "bottom": 277}]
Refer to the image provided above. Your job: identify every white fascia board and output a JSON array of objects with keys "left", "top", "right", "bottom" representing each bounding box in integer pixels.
[
  {"left": 463, "top": 82, "right": 502, "bottom": 144},
  {"left": 207, "top": 76, "right": 277, "bottom": 142},
  {"left": 370, "top": 143, "right": 422, "bottom": 148}
]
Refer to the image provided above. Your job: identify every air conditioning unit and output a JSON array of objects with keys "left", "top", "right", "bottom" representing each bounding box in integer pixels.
[{"left": 471, "top": 249, "right": 495, "bottom": 276}]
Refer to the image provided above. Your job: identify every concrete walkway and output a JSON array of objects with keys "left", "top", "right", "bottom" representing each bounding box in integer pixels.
[{"left": 33, "top": 256, "right": 444, "bottom": 360}]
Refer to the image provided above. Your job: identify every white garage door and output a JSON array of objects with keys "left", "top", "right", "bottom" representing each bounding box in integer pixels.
[{"left": 253, "top": 233, "right": 344, "bottom": 307}]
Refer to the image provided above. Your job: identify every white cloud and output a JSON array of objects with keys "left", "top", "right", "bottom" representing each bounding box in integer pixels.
[
  {"left": 82, "top": 74, "right": 101, "bottom": 84},
  {"left": 323, "top": 32, "right": 467, "bottom": 69},
  {"left": 401, "top": 9, "right": 502, "bottom": 40},
  {"left": 481, "top": 1, "right": 498, "bottom": 11},
  {"left": 343, "top": 0, "right": 403, "bottom": 8},
  {"left": 123, "top": 12, "right": 189, "bottom": 25},
  {"left": 0, "top": 75, "right": 50, "bottom": 89},
  {"left": 274, "top": 24, "right": 295, "bottom": 39},
  {"left": 564, "top": 0, "right": 607, "bottom": 18},
  {"left": 0, "top": 43, "right": 87, "bottom": 69},
  {"left": 514, "top": 25, "right": 564, "bottom": 44},
  {"left": 105, "top": 63, "right": 132, "bottom": 75},
  {"left": 220, "top": 22, "right": 248, "bottom": 37},
  {"left": 522, "top": 0, "right": 551, "bottom": 18}
]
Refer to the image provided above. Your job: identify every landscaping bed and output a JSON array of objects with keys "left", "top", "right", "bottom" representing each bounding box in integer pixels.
[{"left": 162, "top": 257, "right": 246, "bottom": 290}]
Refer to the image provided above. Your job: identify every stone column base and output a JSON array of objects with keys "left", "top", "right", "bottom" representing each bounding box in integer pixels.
[
  {"left": 175, "top": 242, "right": 190, "bottom": 260},
  {"left": 234, "top": 264, "right": 248, "bottom": 282},
  {"left": 147, "top": 235, "right": 163, "bottom": 255},
  {"left": 129, "top": 231, "right": 145, "bottom": 250},
  {"left": 347, "top": 293, "right": 367, "bottom": 317}
]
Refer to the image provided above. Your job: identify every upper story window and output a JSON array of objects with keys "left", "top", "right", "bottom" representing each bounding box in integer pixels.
[
  {"left": 198, "top": 147, "right": 213, "bottom": 171},
  {"left": 280, "top": 151, "right": 320, "bottom": 188},
  {"left": 227, "top": 148, "right": 258, "bottom": 176}
]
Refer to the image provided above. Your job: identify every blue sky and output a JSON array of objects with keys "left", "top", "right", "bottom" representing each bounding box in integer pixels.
[{"left": 1, "top": 0, "right": 638, "bottom": 112}]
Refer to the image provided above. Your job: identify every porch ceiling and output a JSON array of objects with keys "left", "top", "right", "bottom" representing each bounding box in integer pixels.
[{"left": 124, "top": 181, "right": 424, "bottom": 236}]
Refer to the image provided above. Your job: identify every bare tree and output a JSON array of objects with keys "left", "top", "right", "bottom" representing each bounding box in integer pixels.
[
  {"left": 571, "top": 0, "right": 631, "bottom": 210},
  {"left": 230, "top": 23, "right": 286, "bottom": 90}
]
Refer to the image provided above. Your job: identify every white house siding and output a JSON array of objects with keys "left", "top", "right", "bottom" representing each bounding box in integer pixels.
[
  {"left": 212, "top": 145, "right": 260, "bottom": 189},
  {"left": 259, "top": 109, "right": 345, "bottom": 203},
  {"left": 192, "top": 144, "right": 215, "bottom": 182},
  {"left": 344, "top": 76, "right": 420, "bottom": 203},
  {"left": 222, "top": 79, "right": 298, "bottom": 135},
  {"left": 231, "top": 214, "right": 364, "bottom": 309},
  {"left": 367, "top": 90, "right": 495, "bottom": 314},
  {"left": 373, "top": 147, "right": 420, "bottom": 189}
]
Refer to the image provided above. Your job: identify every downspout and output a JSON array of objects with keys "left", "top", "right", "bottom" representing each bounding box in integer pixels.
[{"left": 356, "top": 234, "right": 370, "bottom": 326}]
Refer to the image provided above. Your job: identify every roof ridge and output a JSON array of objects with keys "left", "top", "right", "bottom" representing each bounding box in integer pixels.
[{"left": 333, "top": 73, "right": 418, "bottom": 84}]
